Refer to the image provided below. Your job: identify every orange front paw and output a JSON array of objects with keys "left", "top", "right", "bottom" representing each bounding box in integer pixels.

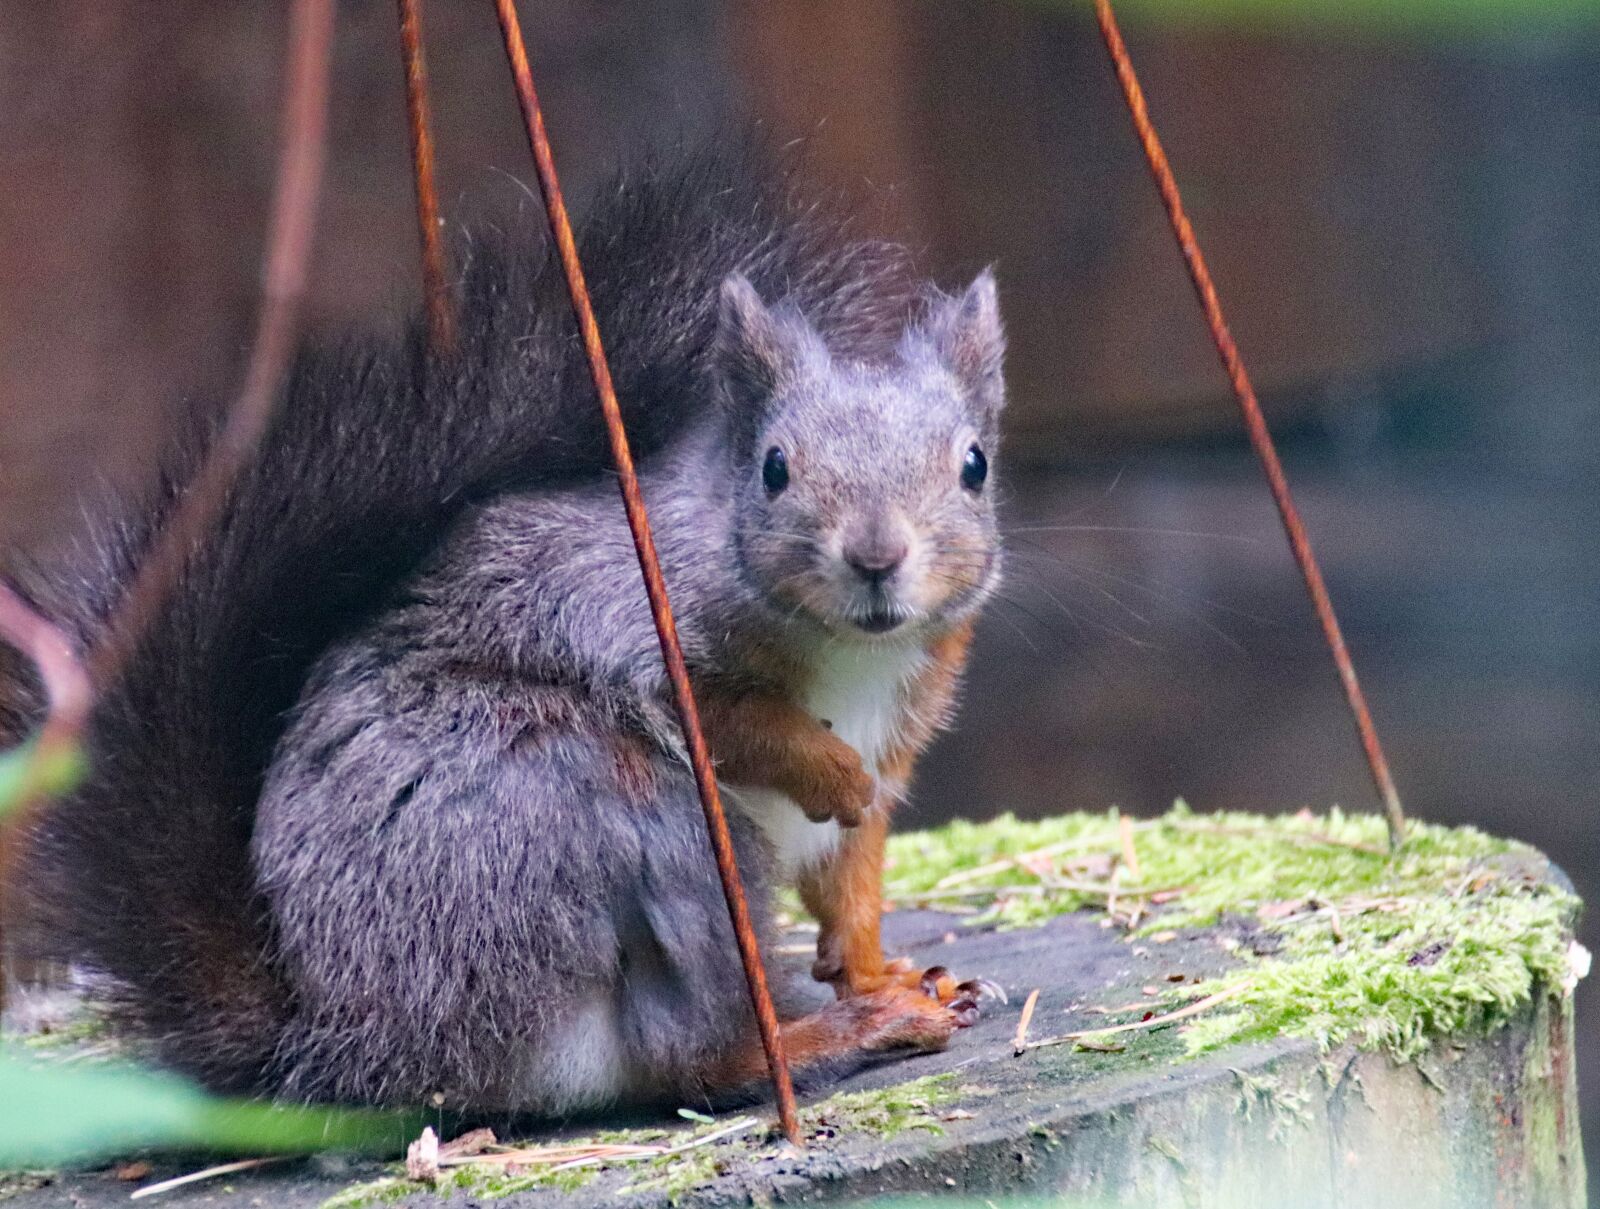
[{"left": 792, "top": 735, "right": 875, "bottom": 828}]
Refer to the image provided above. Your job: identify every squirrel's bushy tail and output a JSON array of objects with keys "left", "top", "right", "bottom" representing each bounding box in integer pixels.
[{"left": 13, "top": 141, "right": 914, "bottom": 1092}]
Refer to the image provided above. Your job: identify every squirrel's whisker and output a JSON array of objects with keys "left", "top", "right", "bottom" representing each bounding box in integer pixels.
[{"left": 1005, "top": 523, "right": 1260, "bottom": 544}]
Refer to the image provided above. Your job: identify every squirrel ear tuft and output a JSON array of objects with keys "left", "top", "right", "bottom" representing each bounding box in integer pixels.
[
  {"left": 714, "top": 273, "right": 818, "bottom": 411},
  {"left": 925, "top": 268, "right": 1006, "bottom": 412}
]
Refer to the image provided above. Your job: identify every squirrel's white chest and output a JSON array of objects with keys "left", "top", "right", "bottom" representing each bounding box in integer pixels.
[
  {"left": 805, "top": 641, "right": 924, "bottom": 768},
  {"left": 731, "top": 642, "right": 925, "bottom": 877}
]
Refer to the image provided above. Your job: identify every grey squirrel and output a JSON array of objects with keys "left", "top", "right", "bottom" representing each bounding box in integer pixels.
[{"left": 11, "top": 143, "right": 1006, "bottom": 1112}]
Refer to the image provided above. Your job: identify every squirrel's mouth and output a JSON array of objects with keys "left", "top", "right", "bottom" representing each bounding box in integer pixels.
[{"left": 855, "top": 605, "right": 907, "bottom": 634}]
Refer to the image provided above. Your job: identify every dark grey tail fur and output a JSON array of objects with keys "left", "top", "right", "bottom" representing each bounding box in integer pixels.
[{"left": 12, "top": 141, "right": 913, "bottom": 1094}]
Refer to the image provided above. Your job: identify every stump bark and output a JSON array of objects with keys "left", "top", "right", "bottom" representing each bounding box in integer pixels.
[{"left": 8, "top": 894, "right": 1584, "bottom": 1209}]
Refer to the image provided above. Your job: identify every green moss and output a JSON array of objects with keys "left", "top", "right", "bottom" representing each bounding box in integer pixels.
[
  {"left": 319, "top": 1159, "right": 598, "bottom": 1209},
  {"left": 617, "top": 1147, "right": 727, "bottom": 1204},
  {"left": 799, "top": 1073, "right": 958, "bottom": 1139},
  {"left": 16, "top": 1011, "right": 113, "bottom": 1053},
  {"left": 1230, "top": 1068, "right": 1313, "bottom": 1141},
  {"left": 317, "top": 1145, "right": 608, "bottom": 1207},
  {"left": 886, "top": 805, "right": 1579, "bottom": 1061},
  {"left": 619, "top": 1076, "right": 959, "bottom": 1203},
  {"left": 444, "top": 1160, "right": 599, "bottom": 1201},
  {"left": 0, "top": 1172, "right": 55, "bottom": 1203},
  {"left": 319, "top": 1175, "right": 414, "bottom": 1209}
]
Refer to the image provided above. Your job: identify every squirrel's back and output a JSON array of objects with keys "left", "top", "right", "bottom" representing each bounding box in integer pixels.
[{"left": 12, "top": 141, "right": 917, "bottom": 1094}]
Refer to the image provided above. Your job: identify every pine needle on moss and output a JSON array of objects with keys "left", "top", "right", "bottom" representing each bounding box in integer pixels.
[{"left": 316, "top": 1076, "right": 959, "bottom": 1208}]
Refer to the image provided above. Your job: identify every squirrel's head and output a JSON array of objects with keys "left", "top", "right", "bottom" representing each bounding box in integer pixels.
[{"left": 716, "top": 270, "right": 1006, "bottom": 642}]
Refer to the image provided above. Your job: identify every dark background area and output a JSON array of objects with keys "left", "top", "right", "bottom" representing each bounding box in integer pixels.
[{"left": 2, "top": 0, "right": 1596, "bottom": 1181}]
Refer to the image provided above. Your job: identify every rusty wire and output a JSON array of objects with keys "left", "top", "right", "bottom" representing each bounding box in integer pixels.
[
  {"left": 489, "top": 0, "right": 803, "bottom": 1145},
  {"left": 396, "top": 0, "right": 456, "bottom": 355},
  {"left": 0, "top": 0, "right": 335, "bottom": 1008},
  {"left": 88, "top": 0, "right": 336, "bottom": 694},
  {"left": 2, "top": 0, "right": 335, "bottom": 779},
  {"left": 1093, "top": 0, "right": 1408, "bottom": 850}
]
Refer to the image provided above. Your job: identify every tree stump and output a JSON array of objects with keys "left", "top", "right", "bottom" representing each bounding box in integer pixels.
[{"left": 5, "top": 811, "right": 1585, "bottom": 1209}]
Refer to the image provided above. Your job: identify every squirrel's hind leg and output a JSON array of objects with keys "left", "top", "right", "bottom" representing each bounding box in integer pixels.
[
  {"left": 253, "top": 669, "right": 776, "bottom": 1112},
  {"left": 697, "top": 984, "right": 982, "bottom": 1101},
  {"left": 588, "top": 737, "right": 987, "bottom": 1108}
]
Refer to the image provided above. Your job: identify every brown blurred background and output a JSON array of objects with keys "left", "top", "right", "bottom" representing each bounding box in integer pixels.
[{"left": 2, "top": 0, "right": 1597, "bottom": 1179}]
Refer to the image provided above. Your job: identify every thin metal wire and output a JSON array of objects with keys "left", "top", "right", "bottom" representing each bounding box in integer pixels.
[
  {"left": 489, "top": 0, "right": 804, "bottom": 1145},
  {"left": 396, "top": 0, "right": 455, "bottom": 354},
  {"left": 1093, "top": 0, "right": 1408, "bottom": 850},
  {"left": 0, "top": 0, "right": 334, "bottom": 780},
  {"left": 88, "top": 0, "right": 336, "bottom": 695},
  {"left": 0, "top": 0, "right": 336, "bottom": 1007}
]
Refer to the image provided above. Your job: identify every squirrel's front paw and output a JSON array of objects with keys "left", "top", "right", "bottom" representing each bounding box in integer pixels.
[{"left": 794, "top": 738, "right": 875, "bottom": 828}]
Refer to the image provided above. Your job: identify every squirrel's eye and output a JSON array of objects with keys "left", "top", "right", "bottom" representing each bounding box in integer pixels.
[
  {"left": 960, "top": 444, "right": 988, "bottom": 493},
  {"left": 762, "top": 446, "right": 789, "bottom": 495}
]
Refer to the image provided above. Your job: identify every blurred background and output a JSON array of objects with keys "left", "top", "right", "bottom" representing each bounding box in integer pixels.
[{"left": 1, "top": 0, "right": 1596, "bottom": 1180}]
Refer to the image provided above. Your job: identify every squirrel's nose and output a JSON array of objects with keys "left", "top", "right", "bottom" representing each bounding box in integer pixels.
[{"left": 843, "top": 535, "right": 909, "bottom": 586}]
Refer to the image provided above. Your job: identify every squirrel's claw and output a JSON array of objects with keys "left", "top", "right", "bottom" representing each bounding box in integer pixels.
[
  {"left": 958, "top": 977, "right": 1008, "bottom": 1006},
  {"left": 947, "top": 993, "right": 983, "bottom": 1028},
  {"left": 920, "top": 969, "right": 982, "bottom": 1028},
  {"left": 913, "top": 965, "right": 993, "bottom": 1026}
]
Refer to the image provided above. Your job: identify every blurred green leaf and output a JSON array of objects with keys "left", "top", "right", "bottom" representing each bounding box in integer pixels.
[
  {"left": 0, "top": 1048, "right": 417, "bottom": 1169},
  {"left": 0, "top": 739, "right": 86, "bottom": 820}
]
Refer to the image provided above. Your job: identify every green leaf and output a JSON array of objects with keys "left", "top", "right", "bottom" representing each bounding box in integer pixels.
[
  {"left": 0, "top": 1048, "right": 417, "bottom": 1169},
  {"left": 0, "top": 739, "right": 87, "bottom": 820}
]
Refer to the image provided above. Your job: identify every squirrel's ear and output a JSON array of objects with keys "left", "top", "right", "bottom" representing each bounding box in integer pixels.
[
  {"left": 923, "top": 268, "right": 1006, "bottom": 414},
  {"left": 714, "top": 273, "right": 819, "bottom": 412}
]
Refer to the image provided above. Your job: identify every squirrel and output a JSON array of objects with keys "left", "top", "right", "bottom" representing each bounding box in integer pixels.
[{"left": 9, "top": 142, "right": 1006, "bottom": 1113}]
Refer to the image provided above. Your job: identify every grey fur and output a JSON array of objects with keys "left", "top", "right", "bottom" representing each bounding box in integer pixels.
[
  {"left": 252, "top": 277, "right": 1005, "bottom": 1110},
  {"left": 13, "top": 142, "right": 1005, "bottom": 1111}
]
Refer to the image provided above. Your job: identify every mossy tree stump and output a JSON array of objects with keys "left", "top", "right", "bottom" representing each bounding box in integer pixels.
[{"left": 7, "top": 811, "right": 1586, "bottom": 1208}]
